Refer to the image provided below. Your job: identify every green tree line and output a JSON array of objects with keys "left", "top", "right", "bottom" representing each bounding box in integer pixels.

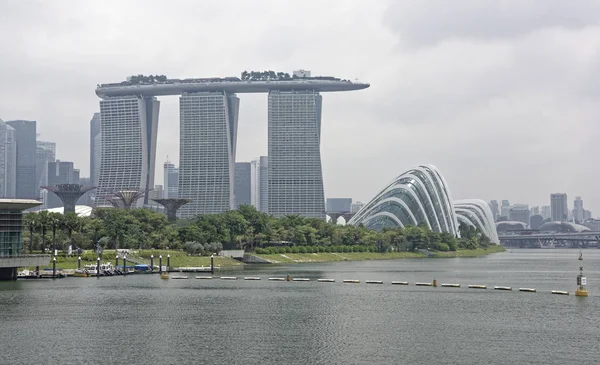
[{"left": 22, "top": 205, "right": 493, "bottom": 255}]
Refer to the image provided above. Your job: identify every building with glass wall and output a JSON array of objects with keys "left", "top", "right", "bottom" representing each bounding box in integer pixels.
[
  {"left": 178, "top": 92, "right": 239, "bottom": 217},
  {"left": 0, "top": 199, "right": 49, "bottom": 280},
  {"left": 234, "top": 162, "right": 251, "bottom": 208},
  {"left": 6, "top": 120, "right": 37, "bottom": 199},
  {"left": 0, "top": 119, "right": 16, "bottom": 198},
  {"left": 348, "top": 165, "right": 498, "bottom": 243},
  {"left": 268, "top": 90, "right": 324, "bottom": 219}
]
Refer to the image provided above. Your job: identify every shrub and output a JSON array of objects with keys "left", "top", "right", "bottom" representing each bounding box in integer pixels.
[
  {"left": 291, "top": 246, "right": 299, "bottom": 253},
  {"left": 298, "top": 246, "right": 307, "bottom": 253}
]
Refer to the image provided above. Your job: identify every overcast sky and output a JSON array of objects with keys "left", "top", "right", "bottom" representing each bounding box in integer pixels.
[{"left": 1, "top": 0, "right": 599, "bottom": 214}]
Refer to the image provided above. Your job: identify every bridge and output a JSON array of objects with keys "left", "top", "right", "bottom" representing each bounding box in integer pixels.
[{"left": 499, "top": 231, "right": 600, "bottom": 247}]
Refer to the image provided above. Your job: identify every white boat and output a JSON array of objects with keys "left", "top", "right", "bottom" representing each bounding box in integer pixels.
[{"left": 81, "top": 263, "right": 115, "bottom": 276}]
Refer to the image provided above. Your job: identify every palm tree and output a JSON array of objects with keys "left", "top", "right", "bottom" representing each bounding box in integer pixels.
[
  {"left": 37, "top": 211, "right": 51, "bottom": 254},
  {"left": 49, "top": 213, "right": 62, "bottom": 254},
  {"left": 23, "top": 213, "right": 39, "bottom": 253}
]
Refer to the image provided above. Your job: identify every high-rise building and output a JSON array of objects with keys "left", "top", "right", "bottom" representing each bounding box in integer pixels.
[
  {"left": 530, "top": 206, "right": 540, "bottom": 216},
  {"left": 234, "top": 162, "right": 251, "bottom": 208},
  {"left": 509, "top": 204, "right": 530, "bottom": 225},
  {"left": 550, "top": 193, "right": 568, "bottom": 222},
  {"left": 178, "top": 92, "right": 239, "bottom": 217},
  {"left": 35, "top": 140, "right": 56, "bottom": 207},
  {"left": 148, "top": 185, "right": 164, "bottom": 201},
  {"left": 584, "top": 210, "right": 592, "bottom": 220},
  {"left": 351, "top": 201, "right": 365, "bottom": 213},
  {"left": 268, "top": 90, "right": 324, "bottom": 219},
  {"left": 573, "top": 196, "right": 584, "bottom": 223},
  {"left": 489, "top": 200, "right": 499, "bottom": 220},
  {"left": 0, "top": 119, "right": 16, "bottom": 198},
  {"left": 78, "top": 177, "right": 94, "bottom": 206},
  {"left": 500, "top": 200, "right": 510, "bottom": 219},
  {"left": 6, "top": 120, "right": 37, "bottom": 199},
  {"left": 90, "top": 112, "right": 101, "bottom": 186},
  {"left": 249, "top": 156, "right": 269, "bottom": 212},
  {"left": 96, "top": 96, "right": 159, "bottom": 207},
  {"left": 163, "top": 160, "right": 179, "bottom": 199},
  {"left": 541, "top": 205, "right": 551, "bottom": 220},
  {"left": 258, "top": 156, "right": 268, "bottom": 213},
  {"left": 47, "top": 160, "right": 78, "bottom": 208},
  {"left": 327, "top": 198, "right": 352, "bottom": 213}
]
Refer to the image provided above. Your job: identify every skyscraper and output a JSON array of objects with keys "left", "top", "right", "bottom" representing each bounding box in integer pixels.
[
  {"left": 489, "top": 200, "right": 499, "bottom": 221},
  {"left": 0, "top": 119, "right": 16, "bottom": 198},
  {"left": 541, "top": 205, "right": 551, "bottom": 220},
  {"left": 573, "top": 196, "right": 584, "bottom": 223},
  {"left": 509, "top": 204, "right": 530, "bottom": 225},
  {"left": 234, "top": 162, "right": 251, "bottom": 208},
  {"left": 550, "top": 193, "right": 568, "bottom": 222},
  {"left": 500, "top": 200, "right": 510, "bottom": 219},
  {"left": 96, "top": 96, "right": 159, "bottom": 207},
  {"left": 268, "top": 90, "right": 324, "bottom": 219},
  {"left": 90, "top": 112, "right": 101, "bottom": 186},
  {"left": 35, "top": 140, "right": 56, "bottom": 207},
  {"left": 163, "top": 160, "right": 179, "bottom": 199},
  {"left": 6, "top": 120, "right": 37, "bottom": 199},
  {"left": 259, "top": 156, "right": 268, "bottom": 213},
  {"left": 178, "top": 92, "right": 239, "bottom": 217}
]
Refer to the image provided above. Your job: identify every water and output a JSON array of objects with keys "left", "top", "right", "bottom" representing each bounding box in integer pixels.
[{"left": 1, "top": 249, "right": 599, "bottom": 365}]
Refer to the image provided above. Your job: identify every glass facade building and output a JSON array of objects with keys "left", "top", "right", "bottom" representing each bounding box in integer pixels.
[
  {"left": 6, "top": 120, "right": 37, "bottom": 199},
  {"left": 0, "top": 119, "right": 16, "bottom": 198},
  {"left": 96, "top": 96, "right": 159, "bottom": 207},
  {"left": 178, "top": 92, "right": 239, "bottom": 217},
  {"left": 268, "top": 90, "right": 324, "bottom": 219},
  {"left": 234, "top": 162, "right": 251, "bottom": 208},
  {"left": 348, "top": 165, "right": 499, "bottom": 243}
]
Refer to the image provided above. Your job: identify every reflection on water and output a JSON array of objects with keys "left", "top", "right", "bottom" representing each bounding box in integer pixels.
[{"left": 1, "top": 249, "right": 599, "bottom": 365}]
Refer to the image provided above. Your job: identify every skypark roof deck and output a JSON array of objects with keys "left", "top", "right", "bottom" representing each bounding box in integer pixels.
[{"left": 96, "top": 77, "right": 369, "bottom": 98}]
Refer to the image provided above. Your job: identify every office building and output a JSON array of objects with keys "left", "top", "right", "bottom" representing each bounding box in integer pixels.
[
  {"left": 0, "top": 120, "right": 16, "bottom": 198},
  {"left": 530, "top": 206, "right": 540, "bottom": 216},
  {"left": 163, "top": 160, "right": 179, "bottom": 199},
  {"left": 47, "top": 160, "right": 78, "bottom": 208},
  {"left": 551, "top": 193, "right": 568, "bottom": 222},
  {"left": 489, "top": 200, "right": 499, "bottom": 221},
  {"left": 258, "top": 156, "right": 268, "bottom": 213},
  {"left": 250, "top": 159, "right": 260, "bottom": 209},
  {"left": 541, "top": 205, "right": 551, "bottom": 220},
  {"left": 351, "top": 201, "right": 365, "bottom": 213},
  {"left": 90, "top": 112, "right": 101, "bottom": 186},
  {"left": 584, "top": 210, "right": 592, "bottom": 220},
  {"left": 35, "top": 140, "right": 56, "bottom": 207},
  {"left": 509, "top": 204, "right": 530, "bottom": 225},
  {"left": 178, "top": 92, "right": 239, "bottom": 217},
  {"left": 268, "top": 90, "right": 324, "bottom": 219},
  {"left": 6, "top": 120, "right": 37, "bottom": 199},
  {"left": 500, "top": 200, "right": 510, "bottom": 219},
  {"left": 573, "top": 196, "right": 584, "bottom": 223},
  {"left": 530, "top": 214, "right": 544, "bottom": 230},
  {"left": 234, "top": 162, "right": 251, "bottom": 208},
  {"left": 148, "top": 185, "right": 164, "bottom": 201},
  {"left": 78, "top": 177, "right": 93, "bottom": 206},
  {"left": 96, "top": 96, "right": 159, "bottom": 207},
  {"left": 327, "top": 198, "right": 352, "bottom": 213}
]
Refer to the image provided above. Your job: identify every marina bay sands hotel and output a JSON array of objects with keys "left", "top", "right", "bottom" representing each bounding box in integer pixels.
[{"left": 95, "top": 70, "right": 369, "bottom": 219}]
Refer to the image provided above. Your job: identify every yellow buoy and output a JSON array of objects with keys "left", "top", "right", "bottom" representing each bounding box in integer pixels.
[
  {"left": 575, "top": 250, "right": 588, "bottom": 297},
  {"left": 160, "top": 272, "right": 169, "bottom": 280},
  {"left": 433, "top": 278, "right": 437, "bottom": 287}
]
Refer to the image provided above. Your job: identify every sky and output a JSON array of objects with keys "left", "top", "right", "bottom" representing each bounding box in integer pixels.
[{"left": 1, "top": 0, "right": 599, "bottom": 214}]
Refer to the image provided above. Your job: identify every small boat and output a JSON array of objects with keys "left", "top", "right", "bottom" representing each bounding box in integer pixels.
[{"left": 72, "top": 269, "right": 90, "bottom": 277}]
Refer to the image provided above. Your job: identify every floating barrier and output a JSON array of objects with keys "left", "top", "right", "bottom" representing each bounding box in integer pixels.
[
  {"left": 171, "top": 275, "right": 188, "bottom": 279},
  {"left": 317, "top": 278, "right": 335, "bottom": 282},
  {"left": 268, "top": 277, "right": 286, "bottom": 281},
  {"left": 366, "top": 280, "right": 383, "bottom": 284},
  {"left": 519, "top": 288, "right": 536, "bottom": 292},
  {"left": 415, "top": 282, "right": 433, "bottom": 286},
  {"left": 220, "top": 276, "right": 237, "bottom": 280},
  {"left": 468, "top": 285, "right": 487, "bottom": 289},
  {"left": 494, "top": 286, "right": 512, "bottom": 291},
  {"left": 391, "top": 281, "right": 409, "bottom": 285},
  {"left": 441, "top": 283, "right": 460, "bottom": 288},
  {"left": 195, "top": 276, "right": 213, "bottom": 279},
  {"left": 244, "top": 277, "right": 261, "bottom": 280},
  {"left": 292, "top": 278, "right": 310, "bottom": 282},
  {"left": 551, "top": 290, "right": 569, "bottom": 295},
  {"left": 343, "top": 280, "right": 360, "bottom": 284}
]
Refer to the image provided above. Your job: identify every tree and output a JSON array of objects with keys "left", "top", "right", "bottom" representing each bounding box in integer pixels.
[{"left": 23, "top": 213, "right": 39, "bottom": 253}]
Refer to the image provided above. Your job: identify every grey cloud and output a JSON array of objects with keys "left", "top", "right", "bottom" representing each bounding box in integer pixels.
[{"left": 384, "top": 0, "right": 600, "bottom": 46}]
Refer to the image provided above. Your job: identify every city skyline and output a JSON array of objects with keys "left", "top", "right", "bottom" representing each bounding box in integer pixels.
[{"left": 2, "top": 1, "right": 600, "bottom": 213}]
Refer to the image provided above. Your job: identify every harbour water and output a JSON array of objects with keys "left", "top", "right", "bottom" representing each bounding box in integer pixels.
[{"left": 1, "top": 249, "right": 599, "bottom": 364}]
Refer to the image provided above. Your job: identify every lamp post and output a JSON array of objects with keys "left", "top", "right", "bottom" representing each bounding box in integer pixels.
[
  {"left": 116, "top": 254, "right": 119, "bottom": 268},
  {"left": 77, "top": 256, "right": 81, "bottom": 269},
  {"left": 210, "top": 254, "right": 214, "bottom": 274},
  {"left": 159, "top": 255, "right": 163, "bottom": 273},
  {"left": 167, "top": 254, "right": 170, "bottom": 271},
  {"left": 52, "top": 257, "right": 56, "bottom": 278},
  {"left": 123, "top": 255, "right": 127, "bottom": 275},
  {"left": 96, "top": 257, "right": 100, "bottom": 277},
  {"left": 150, "top": 255, "right": 154, "bottom": 273}
]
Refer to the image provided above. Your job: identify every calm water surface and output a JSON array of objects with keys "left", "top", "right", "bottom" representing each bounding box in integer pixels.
[{"left": 1, "top": 249, "right": 599, "bottom": 365}]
